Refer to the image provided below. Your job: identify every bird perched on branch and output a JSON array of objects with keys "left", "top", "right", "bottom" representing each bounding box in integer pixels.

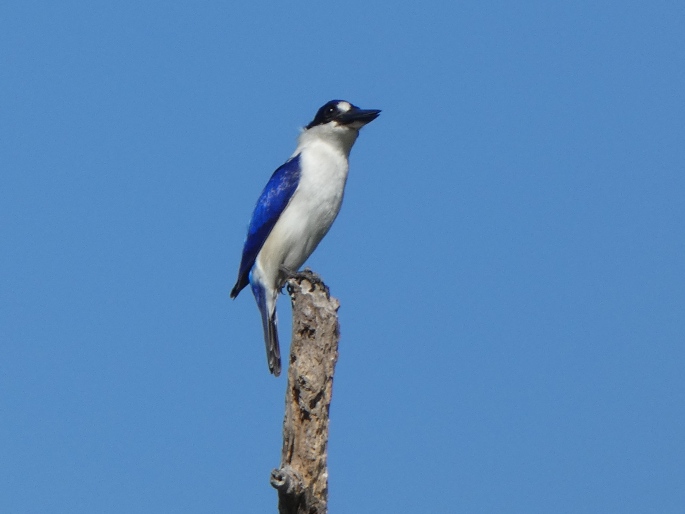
[{"left": 230, "top": 100, "right": 380, "bottom": 376}]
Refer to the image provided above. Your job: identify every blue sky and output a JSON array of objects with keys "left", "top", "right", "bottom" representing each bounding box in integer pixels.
[{"left": 2, "top": 1, "right": 684, "bottom": 512}]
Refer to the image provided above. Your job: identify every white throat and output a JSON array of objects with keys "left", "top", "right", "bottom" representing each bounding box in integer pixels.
[{"left": 296, "top": 123, "right": 360, "bottom": 158}]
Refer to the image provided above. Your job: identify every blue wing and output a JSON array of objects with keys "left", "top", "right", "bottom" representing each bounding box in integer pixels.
[{"left": 230, "top": 153, "right": 302, "bottom": 298}]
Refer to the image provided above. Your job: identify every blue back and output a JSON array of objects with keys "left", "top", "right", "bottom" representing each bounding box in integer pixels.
[{"left": 230, "top": 154, "right": 302, "bottom": 297}]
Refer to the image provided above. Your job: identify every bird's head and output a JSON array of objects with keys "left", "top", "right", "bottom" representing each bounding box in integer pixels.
[
  {"left": 306, "top": 100, "right": 381, "bottom": 131},
  {"left": 301, "top": 100, "right": 380, "bottom": 153}
]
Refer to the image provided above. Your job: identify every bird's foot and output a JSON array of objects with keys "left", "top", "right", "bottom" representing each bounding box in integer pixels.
[
  {"left": 282, "top": 268, "right": 329, "bottom": 297},
  {"left": 277, "top": 265, "right": 296, "bottom": 292}
]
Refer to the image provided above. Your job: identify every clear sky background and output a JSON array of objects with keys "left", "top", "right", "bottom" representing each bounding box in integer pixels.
[{"left": 2, "top": 1, "right": 684, "bottom": 512}]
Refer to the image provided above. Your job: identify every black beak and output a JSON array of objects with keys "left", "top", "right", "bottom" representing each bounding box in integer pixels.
[{"left": 339, "top": 107, "right": 381, "bottom": 126}]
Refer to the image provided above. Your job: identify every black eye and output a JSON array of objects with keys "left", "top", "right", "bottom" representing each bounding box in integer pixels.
[{"left": 327, "top": 106, "right": 336, "bottom": 115}]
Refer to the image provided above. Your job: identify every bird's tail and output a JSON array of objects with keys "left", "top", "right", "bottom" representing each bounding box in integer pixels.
[
  {"left": 264, "top": 311, "right": 281, "bottom": 377},
  {"left": 251, "top": 280, "right": 282, "bottom": 376}
]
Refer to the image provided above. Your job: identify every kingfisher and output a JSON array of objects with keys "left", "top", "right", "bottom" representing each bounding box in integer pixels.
[{"left": 230, "top": 100, "right": 380, "bottom": 376}]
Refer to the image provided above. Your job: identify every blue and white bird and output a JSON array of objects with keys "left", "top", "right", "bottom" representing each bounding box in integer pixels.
[{"left": 230, "top": 100, "right": 380, "bottom": 376}]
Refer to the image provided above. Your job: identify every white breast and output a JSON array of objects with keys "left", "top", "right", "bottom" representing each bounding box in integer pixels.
[{"left": 255, "top": 135, "right": 351, "bottom": 287}]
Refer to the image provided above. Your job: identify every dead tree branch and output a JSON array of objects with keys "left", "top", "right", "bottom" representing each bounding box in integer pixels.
[{"left": 270, "top": 269, "right": 340, "bottom": 514}]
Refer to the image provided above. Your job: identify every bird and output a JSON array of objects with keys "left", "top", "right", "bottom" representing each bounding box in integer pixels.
[{"left": 230, "top": 100, "right": 380, "bottom": 376}]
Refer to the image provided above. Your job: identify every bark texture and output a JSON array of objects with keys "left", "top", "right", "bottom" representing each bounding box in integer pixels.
[{"left": 270, "top": 270, "right": 340, "bottom": 514}]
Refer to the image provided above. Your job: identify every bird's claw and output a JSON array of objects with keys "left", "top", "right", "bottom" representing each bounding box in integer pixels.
[{"left": 284, "top": 268, "right": 329, "bottom": 297}]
